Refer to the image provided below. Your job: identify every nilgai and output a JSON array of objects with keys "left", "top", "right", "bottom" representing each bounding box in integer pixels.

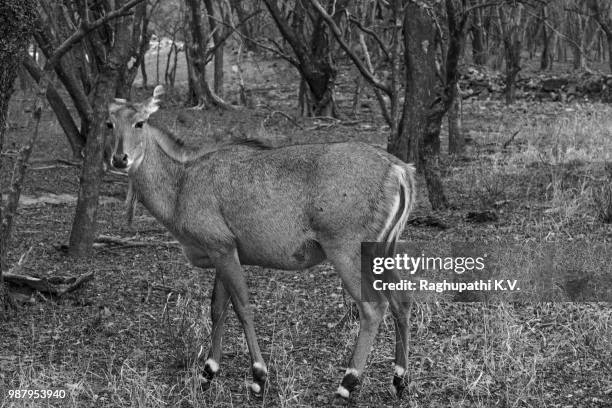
[{"left": 106, "top": 86, "right": 416, "bottom": 402}]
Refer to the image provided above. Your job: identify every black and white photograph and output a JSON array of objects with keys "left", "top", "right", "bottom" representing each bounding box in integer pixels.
[{"left": 0, "top": 0, "right": 611, "bottom": 406}]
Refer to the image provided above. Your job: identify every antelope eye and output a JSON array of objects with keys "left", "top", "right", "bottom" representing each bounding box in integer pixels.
[
  {"left": 135, "top": 121, "right": 144, "bottom": 129},
  {"left": 106, "top": 121, "right": 114, "bottom": 129}
]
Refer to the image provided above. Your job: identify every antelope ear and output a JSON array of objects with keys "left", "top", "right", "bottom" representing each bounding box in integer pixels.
[{"left": 144, "top": 85, "right": 164, "bottom": 116}]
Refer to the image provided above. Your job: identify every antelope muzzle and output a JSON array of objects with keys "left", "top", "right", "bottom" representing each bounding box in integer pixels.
[{"left": 112, "top": 153, "right": 128, "bottom": 169}]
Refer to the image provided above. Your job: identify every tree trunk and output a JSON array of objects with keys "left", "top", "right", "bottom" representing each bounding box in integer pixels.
[
  {"left": 117, "top": 2, "right": 149, "bottom": 99},
  {"left": 156, "top": 41, "right": 161, "bottom": 84},
  {"left": 448, "top": 83, "right": 464, "bottom": 154},
  {"left": 185, "top": 50, "right": 199, "bottom": 106},
  {"left": 504, "top": 38, "right": 521, "bottom": 104},
  {"left": 229, "top": 0, "right": 257, "bottom": 51},
  {"left": 586, "top": 0, "right": 612, "bottom": 72},
  {"left": 389, "top": 2, "right": 447, "bottom": 210},
  {"left": 0, "top": 0, "right": 36, "bottom": 312},
  {"left": 497, "top": 4, "right": 523, "bottom": 105},
  {"left": 540, "top": 6, "right": 551, "bottom": 70},
  {"left": 185, "top": 0, "right": 208, "bottom": 106},
  {"left": 170, "top": 46, "right": 179, "bottom": 87},
  {"left": 141, "top": 53, "right": 148, "bottom": 89},
  {"left": 606, "top": 31, "right": 612, "bottom": 73},
  {"left": 35, "top": 28, "right": 93, "bottom": 126},
  {"left": 185, "top": 0, "right": 232, "bottom": 109},
  {"left": 471, "top": 9, "right": 486, "bottom": 65},
  {"left": 68, "top": 18, "right": 133, "bottom": 257},
  {"left": 164, "top": 40, "right": 176, "bottom": 85},
  {"left": 213, "top": 45, "right": 224, "bottom": 97},
  {"left": 203, "top": 0, "right": 225, "bottom": 97},
  {"left": 443, "top": 0, "right": 468, "bottom": 156},
  {"left": 571, "top": 43, "right": 585, "bottom": 70},
  {"left": 263, "top": 0, "right": 338, "bottom": 117}
]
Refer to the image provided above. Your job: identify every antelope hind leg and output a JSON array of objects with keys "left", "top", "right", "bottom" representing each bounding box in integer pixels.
[
  {"left": 389, "top": 298, "right": 412, "bottom": 398},
  {"left": 327, "top": 249, "right": 388, "bottom": 403}
]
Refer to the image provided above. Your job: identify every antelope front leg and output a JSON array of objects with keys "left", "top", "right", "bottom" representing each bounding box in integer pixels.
[
  {"left": 202, "top": 274, "right": 231, "bottom": 386},
  {"left": 214, "top": 248, "right": 267, "bottom": 396}
]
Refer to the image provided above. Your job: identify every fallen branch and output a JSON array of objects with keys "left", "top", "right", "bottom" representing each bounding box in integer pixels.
[
  {"left": 3, "top": 271, "right": 94, "bottom": 297},
  {"left": 262, "top": 110, "right": 303, "bottom": 129},
  {"left": 57, "top": 158, "right": 82, "bottom": 166},
  {"left": 30, "top": 164, "right": 70, "bottom": 171},
  {"left": 94, "top": 234, "right": 179, "bottom": 248}
]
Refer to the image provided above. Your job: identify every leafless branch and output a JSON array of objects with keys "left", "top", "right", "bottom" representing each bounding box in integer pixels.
[
  {"left": 464, "top": 1, "right": 505, "bottom": 15},
  {"left": 348, "top": 16, "right": 390, "bottom": 60},
  {"left": 204, "top": 11, "right": 261, "bottom": 60},
  {"left": 306, "top": 0, "right": 391, "bottom": 96},
  {"left": 524, "top": 6, "right": 596, "bottom": 60},
  {"left": 358, "top": 33, "right": 391, "bottom": 126},
  {"left": 45, "top": 0, "right": 146, "bottom": 70}
]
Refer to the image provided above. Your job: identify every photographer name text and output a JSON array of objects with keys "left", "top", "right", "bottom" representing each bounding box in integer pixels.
[{"left": 373, "top": 279, "right": 520, "bottom": 293}]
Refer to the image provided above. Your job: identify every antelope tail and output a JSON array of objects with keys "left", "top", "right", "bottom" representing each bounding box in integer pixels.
[{"left": 381, "top": 164, "right": 416, "bottom": 258}]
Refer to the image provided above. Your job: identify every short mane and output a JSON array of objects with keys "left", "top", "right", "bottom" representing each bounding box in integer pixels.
[
  {"left": 148, "top": 118, "right": 186, "bottom": 147},
  {"left": 147, "top": 122, "right": 271, "bottom": 164}
]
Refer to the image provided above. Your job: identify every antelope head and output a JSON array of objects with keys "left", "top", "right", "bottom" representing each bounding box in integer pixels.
[{"left": 105, "top": 85, "right": 164, "bottom": 172}]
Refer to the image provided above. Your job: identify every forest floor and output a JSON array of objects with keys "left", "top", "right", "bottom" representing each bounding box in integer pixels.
[{"left": 1, "top": 52, "right": 612, "bottom": 408}]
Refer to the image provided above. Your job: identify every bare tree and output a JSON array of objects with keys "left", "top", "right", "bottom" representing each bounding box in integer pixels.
[
  {"left": 497, "top": 2, "right": 524, "bottom": 105},
  {"left": 26, "top": 0, "right": 146, "bottom": 257},
  {"left": 229, "top": 0, "right": 259, "bottom": 51},
  {"left": 470, "top": 2, "right": 488, "bottom": 65},
  {"left": 262, "top": 0, "right": 349, "bottom": 117},
  {"left": 441, "top": 1, "right": 470, "bottom": 155},
  {"left": 22, "top": 55, "right": 84, "bottom": 156},
  {"left": 117, "top": 1, "right": 155, "bottom": 98},
  {"left": 184, "top": 0, "right": 233, "bottom": 109},
  {"left": 0, "top": 0, "right": 37, "bottom": 313},
  {"left": 539, "top": 4, "right": 554, "bottom": 70},
  {"left": 397, "top": 1, "right": 450, "bottom": 208},
  {"left": 587, "top": 0, "right": 612, "bottom": 72},
  {"left": 311, "top": 0, "right": 473, "bottom": 209},
  {"left": 203, "top": 0, "right": 227, "bottom": 96}
]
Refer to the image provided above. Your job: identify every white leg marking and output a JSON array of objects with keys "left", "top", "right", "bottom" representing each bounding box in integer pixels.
[
  {"left": 204, "top": 358, "right": 219, "bottom": 373},
  {"left": 345, "top": 367, "right": 359, "bottom": 377},
  {"left": 253, "top": 361, "right": 267, "bottom": 373},
  {"left": 336, "top": 385, "right": 350, "bottom": 399},
  {"left": 394, "top": 364, "right": 406, "bottom": 377},
  {"left": 250, "top": 382, "right": 262, "bottom": 394}
]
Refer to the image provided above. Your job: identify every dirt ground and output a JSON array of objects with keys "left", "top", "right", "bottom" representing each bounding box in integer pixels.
[{"left": 1, "top": 53, "right": 611, "bottom": 408}]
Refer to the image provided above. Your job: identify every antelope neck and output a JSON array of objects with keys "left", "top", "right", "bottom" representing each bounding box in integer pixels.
[{"left": 129, "top": 131, "right": 185, "bottom": 225}]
